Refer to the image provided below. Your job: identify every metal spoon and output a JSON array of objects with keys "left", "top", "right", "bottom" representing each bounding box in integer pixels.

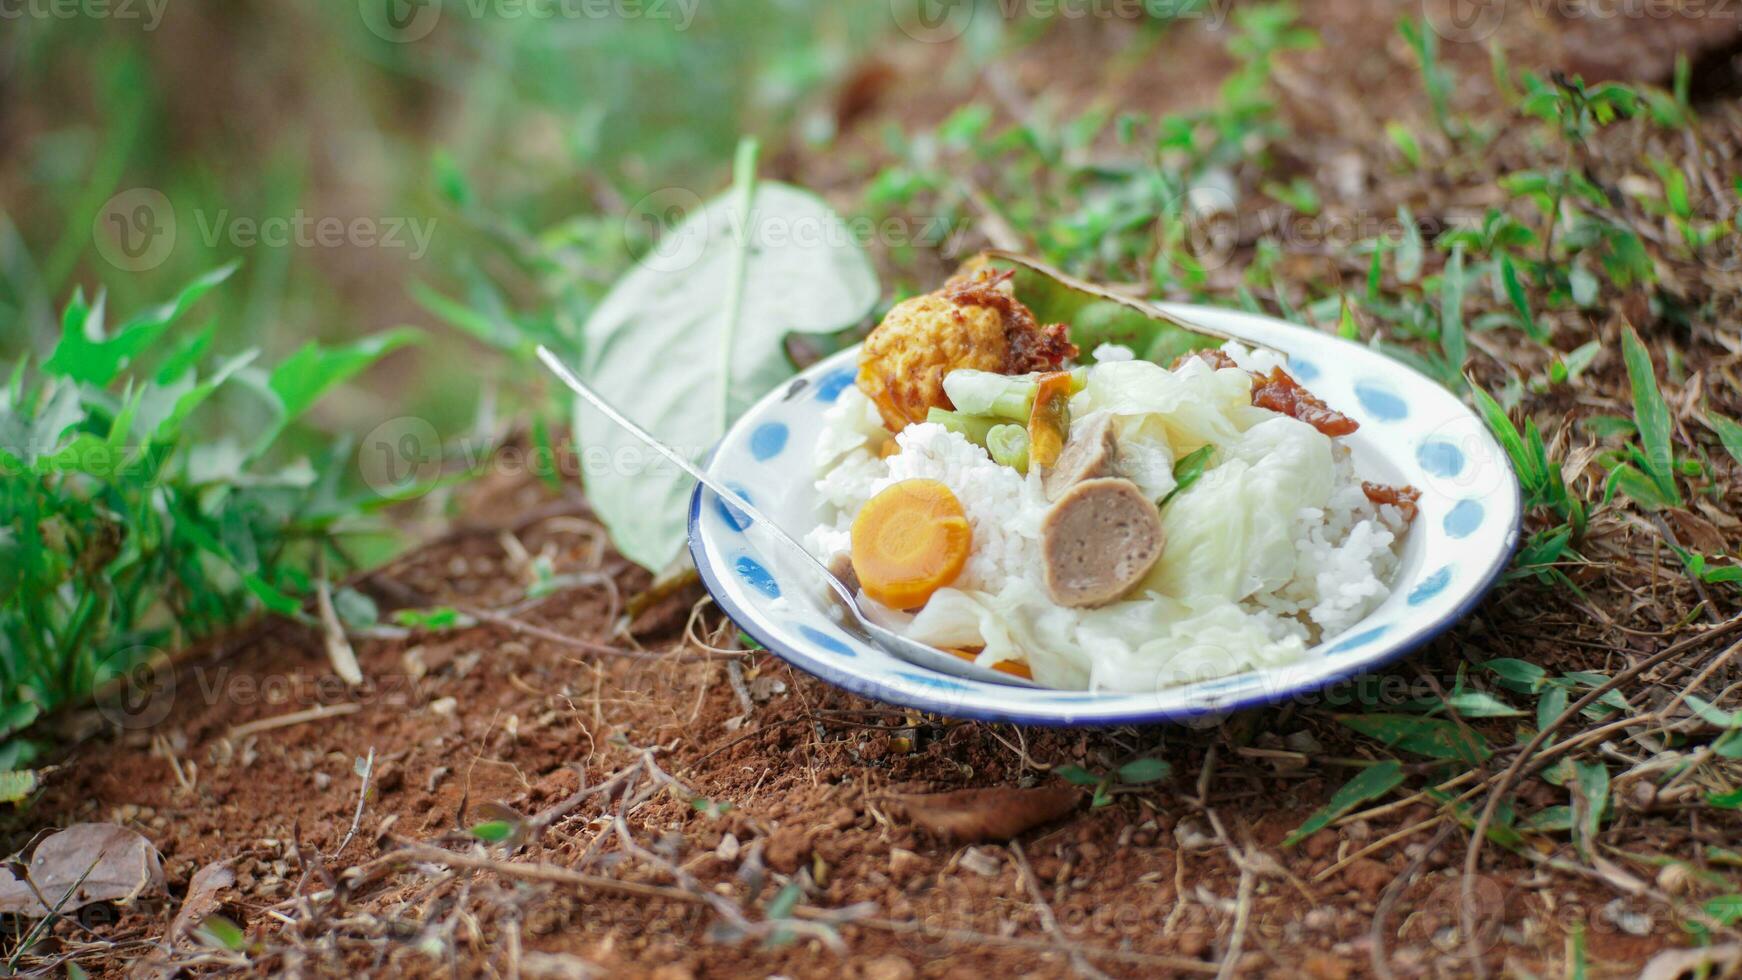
[{"left": 536, "top": 346, "right": 1039, "bottom": 689}]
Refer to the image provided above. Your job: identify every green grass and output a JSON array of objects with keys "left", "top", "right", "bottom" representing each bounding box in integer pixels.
[{"left": 1, "top": 266, "right": 419, "bottom": 784}]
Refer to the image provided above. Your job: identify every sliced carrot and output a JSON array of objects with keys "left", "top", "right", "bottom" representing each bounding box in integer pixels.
[
  {"left": 949, "top": 648, "right": 1033, "bottom": 680},
  {"left": 1028, "top": 371, "right": 1073, "bottom": 469},
  {"left": 850, "top": 479, "right": 972, "bottom": 610}
]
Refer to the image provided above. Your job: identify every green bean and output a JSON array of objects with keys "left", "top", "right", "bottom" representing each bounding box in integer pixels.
[
  {"left": 987, "top": 423, "right": 1031, "bottom": 474},
  {"left": 926, "top": 408, "right": 999, "bottom": 447}
]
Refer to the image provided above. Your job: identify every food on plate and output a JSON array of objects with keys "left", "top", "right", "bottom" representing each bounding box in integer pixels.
[
  {"left": 804, "top": 271, "right": 1418, "bottom": 692},
  {"left": 855, "top": 269, "right": 1076, "bottom": 431},
  {"left": 848, "top": 479, "right": 972, "bottom": 610},
  {"left": 1040, "top": 477, "right": 1165, "bottom": 607},
  {"left": 1042, "top": 412, "right": 1117, "bottom": 499},
  {"left": 1026, "top": 371, "right": 1074, "bottom": 469}
]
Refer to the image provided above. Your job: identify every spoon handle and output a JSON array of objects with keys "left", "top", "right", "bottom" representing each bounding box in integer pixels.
[{"left": 534, "top": 346, "right": 855, "bottom": 607}]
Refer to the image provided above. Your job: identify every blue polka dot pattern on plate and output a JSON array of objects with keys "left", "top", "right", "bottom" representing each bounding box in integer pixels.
[
  {"left": 1328, "top": 626, "right": 1388, "bottom": 654},
  {"left": 713, "top": 485, "right": 754, "bottom": 531},
  {"left": 749, "top": 422, "right": 788, "bottom": 461},
  {"left": 798, "top": 624, "right": 855, "bottom": 657},
  {"left": 1444, "top": 499, "right": 1484, "bottom": 539},
  {"left": 1409, "top": 565, "right": 1452, "bottom": 605},
  {"left": 1354, "top": 381, "right": 1408, "bottom": 421},
  {"left": 734, "top": 556, "right": 780, "bottom": 598},
  {"left": 1289, "top": 358, "right": 1320, "bottom": 381},
  {"left": 1417, "top": 440, "right": 1464, "bottom": 478},
  {"left": 814, "top": 367, "right": 856, "bottom": 403}
]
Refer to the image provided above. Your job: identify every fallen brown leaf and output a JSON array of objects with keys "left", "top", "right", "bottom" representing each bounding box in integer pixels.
[
  {"left": 169, "top": 861, "right": 235, "bottom": 944},
  {"left": 886, "top": 786, "right": 1079, "bottom": 843},
  {"left": 0, "top": 823, "right": 165, "bottom": 917}
]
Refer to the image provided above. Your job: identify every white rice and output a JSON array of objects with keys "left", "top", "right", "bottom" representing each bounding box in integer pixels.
[{"left": 804, "top": 342, "right": 1410, "bottom": 692}]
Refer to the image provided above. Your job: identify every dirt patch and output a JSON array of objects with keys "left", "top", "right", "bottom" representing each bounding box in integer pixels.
[{"left": 5, "top": 468, "right": 1733, "bottom": 977}]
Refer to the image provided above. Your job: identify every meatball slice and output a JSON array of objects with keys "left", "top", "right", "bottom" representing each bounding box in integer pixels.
[
  {"left": 1043, "top": 413, "right": 1118, "bottom": 500},
  {"left": 1041, "top": 478, "right": 1165, "bottom": 608}
]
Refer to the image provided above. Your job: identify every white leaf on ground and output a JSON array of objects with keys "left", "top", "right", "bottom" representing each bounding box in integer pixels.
[{"left": 575, "top": 146, "right": 878, "bottom": 570}]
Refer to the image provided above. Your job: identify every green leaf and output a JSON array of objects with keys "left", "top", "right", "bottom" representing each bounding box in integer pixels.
[
  {"left": 1519, "top": 805, "right": 1573, "bottom": 833},
  {"left": 1582, "top": 415, "right": 1637, "bottom": 439},
  {"left": 43, "top": 263, "right": 238, "bottom": 386},
  {"left": 1338, "top": 714, "right": 1491, "bottom": 763},
  {"left": 767, "top": 880, "right": 803, "bottom": 921},
  {"left": 1571, "top": 760, "right": 1609, "bottom": 855},
  {"left": 1160, "top": 444, "right": 1216, "bottom": 507},
  {"left": 0, "top": 769, "right": 38, "bottom": 804},
  {"left": 0, "top": 702, "right": 41, "bottom": 740},
  {"left": 574, "top": 141, "right": 879, "bottom": 570},
  {"left": 1116, "top": 757, "right": 1170, "bottom": 785},
  {"left": 1054, "top": 764, "right": 1103, "bottom": 787},
  {"left": 1537, "top": 684, "right": 1569, "bottom": 737},
  {"left": 1686, "top": 694, "right": 1742, "bottom": 729},
  {"left": 1708, "top": 788, "right": 1742, "bottom": 810},
  {"left": 1283, "top": 760, "right": 1405, "bottom": 847},
  {"left": 194, "top": 914, "right": 248, "bottom": 951},
  {"left": 332, "top": 587, "right": 379, "bottom": 629},
  {"left": 1441, "top": 690, "right": 1524, "bottom": 718},
  {"left": 1499, "top": 255, "right": 1544, "bottom": 342},
  {"left": 1561, "top": 340, "right": 1601, "bottom": 381},
  {"left": 1483, "top": 658, "right": 1546, "bottom": 693},
  {"left": 1707, "top": 895, "right": 1742, "bottom": 927},
  {"left": 1606, "top": 461, "right": 1679, "bottom": 511},
  {"left": 1707, "top": 413, "right": 1742, "bottom": 466},
  {"left": 1385, "top": 121, "right": 1422, "bottom": 169},
  {"left": 134, "top": 350, "right": 258, "bottom": 445},
  {"left": 1620, "top": 324, "right": 1680, "bottom": 504},
  {"left": 260, "top": 328, "right": 420, "bottom": 449},
  {"left": 394, "top": 606, "right": 470, "bottom": 630},
  {"left": 470, "top": 820, "right": 515, "bottom": 842}
]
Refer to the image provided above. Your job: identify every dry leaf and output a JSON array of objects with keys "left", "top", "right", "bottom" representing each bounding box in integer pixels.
[
  {"left": 887, "top": 786, "right": 1079, "bottom": 843},
  {"left": 0, "top": 823, "right": 165, "bottom": 917},
  {"left": 1667, "top": 508, "right": 1727, "bottom": 555},
  {"left": 169, "top": 861, "right": 235, "bottom": 943},
  {"left": 1638, "top": 943, "right": 1742, "bottom": 980}
]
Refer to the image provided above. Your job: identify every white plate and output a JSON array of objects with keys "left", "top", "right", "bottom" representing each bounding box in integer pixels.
[{"left": 688, "top": 304, "right": 1522, "bottom": 725}]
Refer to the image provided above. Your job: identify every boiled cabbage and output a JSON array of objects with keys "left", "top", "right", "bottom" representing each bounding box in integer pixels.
[{"left": 1146, "top": 416, "right": 1333, "bottom": 602}]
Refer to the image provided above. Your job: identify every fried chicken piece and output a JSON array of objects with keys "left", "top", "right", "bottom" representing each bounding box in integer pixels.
[{"left": 857, "top": 270, "right": 1076, "bottom": 431}]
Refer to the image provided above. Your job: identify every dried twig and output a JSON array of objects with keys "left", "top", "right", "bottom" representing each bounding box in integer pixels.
[{"left": 227, "top": 703, "right": 360, "bottom": 741}]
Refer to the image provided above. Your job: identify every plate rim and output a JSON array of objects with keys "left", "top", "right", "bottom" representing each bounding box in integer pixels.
[{"left": 687, "top": 304, "right": 1524, "bottom": 726}]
